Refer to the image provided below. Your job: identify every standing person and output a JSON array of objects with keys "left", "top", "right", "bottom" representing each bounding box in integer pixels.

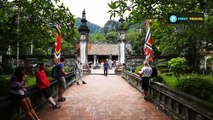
[
  {"left": 115, "top": 59, "right": 119, "bottom": 69},
  {"left": 103, "top": 60, "right": 109, "bottom": 76},
  {"left": 10, "top": 66, "right": 40, "bottom": 120},
  {"left": 88, "top": 61, "right": 92, "bottom": 69},
  {"left": 75, "top": 60, "right": 86, "bottom": 85},
  {"left": 35, "top": 63, "right": 61, "bottom": 109},
  {"left": 101, "top": 61, "right": 104, "bottom": 69},
  {"left": 113, "top": 60, "right": 116, "bottom": 67},
  {"left": 138, "top": 61, "right": 152, "bottom": 100},
  {"left": 54, "top": 57, "right": 67, "bottom": 102}
]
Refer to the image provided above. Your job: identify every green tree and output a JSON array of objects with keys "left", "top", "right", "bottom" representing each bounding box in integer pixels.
[
  {"left": 105, "top": 32, "right": 117, "bottom": 43},
  {"left": 126, "top": 31, "right": 143, "bottom": 55},
  {"left": 108, "top": 0, "right": 213, "bottom": 24},
  {"left": 61, "top": 40, "right": 73, "bottom": 55},
  {"left": 89, "top": 34, "right": 106, "bottom": 43},
  {"left": 89, "top": 32, "right": 117, "bottom": 44},
  {"left": 168, "top": 57, "right": 187, "bottom": 80},
  {"left": 108, "top": 0, "right": 213, "bottom": 73},
  {"left": 140, "top": 17, "right": 213, "bottom": 72},
  {"left": 34, "top": 48, "right": 46, "bottom": 56},
  {"left": 0, "top": 0, "right": 76, "bottom": 55}
]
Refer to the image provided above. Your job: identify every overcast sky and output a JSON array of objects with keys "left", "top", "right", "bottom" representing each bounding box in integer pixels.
[{"left": 61, "top": 0, "right": 119, "bottom": 27}]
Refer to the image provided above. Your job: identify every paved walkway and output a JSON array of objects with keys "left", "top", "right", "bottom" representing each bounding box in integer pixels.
[{"left": 38, "top": 75, "right": 170, "bottom": 120}]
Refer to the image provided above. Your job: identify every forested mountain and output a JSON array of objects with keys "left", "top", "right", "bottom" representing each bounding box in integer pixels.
[
  {"left": 75, "top": 17, "right": 101, "bottom": 34},
  {"left": 76, "top": 18, "right": 135, "bottom": 34},
  {"left": 100, "top": 20, "right": 119, "bottom": 34},
  {"left": 76, "top": 18, "right": 121, "bottom": 34}
]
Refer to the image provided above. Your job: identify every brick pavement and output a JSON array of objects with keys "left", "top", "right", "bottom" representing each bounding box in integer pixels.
[{"left": 38, "top": 75, "right": 170, "bottom": 120}]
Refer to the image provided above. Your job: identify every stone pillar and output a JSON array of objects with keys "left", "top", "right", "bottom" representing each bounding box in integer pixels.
[
  {"left": 78, "top": 9, "right": 90, "bottom": 74},
  {"left": 80, "top": 41, "right": 87, "bottom": 64},
  {"left": 119, "top": 41, "right": 125, "bottom": 64},
  {"left": 117, "top": 16, "right": 127, "bottom": 65},
  {"left": 109, "top": 54, "right": 112, "bottom": 69},
  {"left": 93, "top": 54, "right": 96, "bottom": 67}
]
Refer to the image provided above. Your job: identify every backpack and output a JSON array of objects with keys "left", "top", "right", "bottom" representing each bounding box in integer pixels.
[
  {"left": 51, "top": 65, "right": 58, "bottom": 78},
  {"left": 151, "top": 67, "right": 158, "bottom": 77}
]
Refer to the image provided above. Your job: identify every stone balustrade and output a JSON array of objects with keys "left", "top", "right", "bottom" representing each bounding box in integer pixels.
[{"left": 122, "top": 70, "right": 213, "bottom": 120}]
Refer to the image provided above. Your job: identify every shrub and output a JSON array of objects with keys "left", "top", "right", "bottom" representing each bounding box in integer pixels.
[
  {"left": 161, "top": 74, "right": 178, "bottom": 88},
  {"left": 134, "top": 64, "right": 143, "bottom": 74},
  {"left": 45, "top": 66, "right": 73, "bottom": 78},
  {"left": 153, "top": 75, "right": 163, "bottom": 83},
  {"left": 45, "top": 67, "right": 53, "bottom": 77},
  {"left": 168, "top": 57, "right": 187, "bottom": 80},
  {"left": 158, "top": 67, "right": 170, "bottom": 73},
  {"left": 176, "top": 75, "right": 213, "bottom": 99},
  {"left": 0, "top": 76, "right": 10, "bottom": 97},
  {"left": 64, "top": 66, "right": 73, "bottom": 73},
  {"left": 157, "top": 59, "right": 169, "bottom": 73},
  {"left": 25, "top": 75, "right": 36, "bottom": 87},
  {"left": 34, "top": 48, "right": 46, "bottom": 55},
  {"left": 3, "top": 65, "right": 14, "bottom": 75}
]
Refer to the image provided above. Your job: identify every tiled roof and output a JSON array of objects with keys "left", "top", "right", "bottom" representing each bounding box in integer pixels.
[{"left": 76, "top": 43, "right": 132, "bottom": 56}]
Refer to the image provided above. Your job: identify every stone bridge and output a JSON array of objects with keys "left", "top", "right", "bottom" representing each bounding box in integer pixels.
[{"left": 38, "top": 74, "right": 170, "bottom": 120}]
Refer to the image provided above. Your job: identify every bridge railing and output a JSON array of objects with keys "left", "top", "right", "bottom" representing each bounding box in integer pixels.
[
  {"left": 0, "top": 72, "right": 76, "bottom": 120},
  {"left": 122, "top": 70, "right": 213, "bottom": 120}
]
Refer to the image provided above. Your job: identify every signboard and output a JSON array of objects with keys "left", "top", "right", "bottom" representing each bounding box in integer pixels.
[{"left": 168, "top": 13, "right": 204, "bottom": 24}]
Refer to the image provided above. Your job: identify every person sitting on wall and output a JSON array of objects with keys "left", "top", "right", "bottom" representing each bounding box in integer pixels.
[
  {"left": 35, "top": 62, "right": 61, "bottom": 109},
  {"left": 10, "top": 66, "right": 41, "bottom": 120}
]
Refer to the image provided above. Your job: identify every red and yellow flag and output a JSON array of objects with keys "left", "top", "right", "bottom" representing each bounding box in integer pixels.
[
  {"left": 54, "top": 33, "right": 61, "bottom": 63},
  {"left": 144, "top": 19, "right": 154, "bottom": 61}
]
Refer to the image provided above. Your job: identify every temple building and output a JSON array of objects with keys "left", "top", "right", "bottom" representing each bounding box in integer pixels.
[{"left": 76, "top": 43, "right": 132, "bottom": 67}]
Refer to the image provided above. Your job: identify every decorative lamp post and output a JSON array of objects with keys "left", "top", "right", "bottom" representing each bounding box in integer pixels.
[
  {"left": 78, "top": 9, "right": 90, "bottom": 70},
  {"left": 117, "top": 16, "right": 127, "bottom": 65}
]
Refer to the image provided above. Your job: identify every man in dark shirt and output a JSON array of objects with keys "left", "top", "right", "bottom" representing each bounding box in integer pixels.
[
  {"left": 103, "top": 60, "right": 109, "bottom": 76},
  {"left": 56, "top": 57, "right": 67, "bottom": 102}
]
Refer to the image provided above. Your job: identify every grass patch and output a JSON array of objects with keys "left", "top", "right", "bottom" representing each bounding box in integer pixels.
[
  {"left": 160, "top": 74, "right": 177, "bottom": 89},
  {"left": 25, "top": 75, "right": 53, "bottom": 87},
  {"left": 25, "top": 75, "right": 37, "bottom": 87}
]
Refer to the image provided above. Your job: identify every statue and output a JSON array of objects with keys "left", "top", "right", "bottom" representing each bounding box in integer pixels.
[{"left": 82, "top": 9, "right": 86, "bottom": 19}]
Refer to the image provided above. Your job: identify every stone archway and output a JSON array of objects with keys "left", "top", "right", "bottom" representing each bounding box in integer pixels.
[{"left": 77, "top": 10, "right": 127, "bottom": 74}]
